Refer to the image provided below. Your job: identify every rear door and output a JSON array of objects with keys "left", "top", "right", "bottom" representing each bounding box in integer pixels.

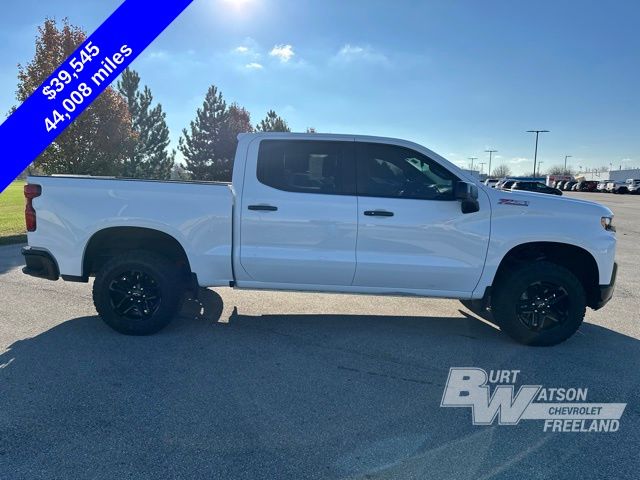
[
  {"left": 239, "top": 138, "right": 358, "bottom": 286},
  {"left": 353, "top": 141, "right": 490, "bottom": 294}
]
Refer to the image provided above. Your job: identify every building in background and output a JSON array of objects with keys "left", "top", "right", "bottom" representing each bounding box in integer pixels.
[{"left": 579, "top": 168, "right": 640, "bottom": 182}]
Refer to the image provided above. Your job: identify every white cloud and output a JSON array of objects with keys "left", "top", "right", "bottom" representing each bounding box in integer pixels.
[
  {"left": 333, "top": 44, "right": 389, "bottom": 65},
  {"left": 245, "top": 62, "right": 264, "bottom": 70},
  {"left": 232, "top": 38, "right": 261, "bottom": 60},
  {"left": 145, "top": 50, "right": 170, "bottom": 61},
  {"left": 508, "top": 157, "right": 530, "bottom": 165},
  {"left": 269, "top": 44, "right": 295, "bottom": 63}
]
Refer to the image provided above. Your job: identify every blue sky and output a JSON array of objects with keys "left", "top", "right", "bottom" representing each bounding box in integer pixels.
[{"left": 1, "top": 0, "right": 639, "bottom": 175}]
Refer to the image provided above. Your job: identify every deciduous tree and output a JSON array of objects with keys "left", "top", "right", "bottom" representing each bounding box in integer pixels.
[
  {"left": 218, "top": 103, "right": 253, "bottom": 179},
  {"left": 492, "top": 164, "right": 512, "bottom": 178},
  {"left": 16, "top": 19, "right": 133, "bottom": 175}
]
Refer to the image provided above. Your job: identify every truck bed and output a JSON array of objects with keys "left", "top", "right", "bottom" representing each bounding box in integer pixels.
[{"left": 27, "top": 175, "right": 234, "bottom": 286}]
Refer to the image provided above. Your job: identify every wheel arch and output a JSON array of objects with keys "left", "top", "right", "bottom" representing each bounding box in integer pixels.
[
  {"left": 493, "top": 241, "right": 600, "bottom": 308},
  {"left": 82, "top": 226, "right": 193, "bottom": 281}
]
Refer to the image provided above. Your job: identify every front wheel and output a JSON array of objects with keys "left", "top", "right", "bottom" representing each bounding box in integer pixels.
[
  {"left": 93, "top": 251, "right": 185, "bottom": 335},
  {"left": 491, "top": 261, "right": 586, "bottom": 346}
]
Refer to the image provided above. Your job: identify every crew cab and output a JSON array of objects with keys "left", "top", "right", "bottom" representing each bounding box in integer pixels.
[{"left": 22, "top": 133, "right": 617, "bottom": 346}]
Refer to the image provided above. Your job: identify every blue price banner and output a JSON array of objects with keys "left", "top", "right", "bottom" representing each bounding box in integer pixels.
[{"left": 0, "top": 0, "right": 194, "bottom": 192}]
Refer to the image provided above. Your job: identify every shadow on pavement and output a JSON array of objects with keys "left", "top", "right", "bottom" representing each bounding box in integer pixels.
[
  {"left": 1, "top": 289, "right": 638, "bottom": 479},
  {"left": 0, "top": 243, "right": 25, "bottom": 275}
]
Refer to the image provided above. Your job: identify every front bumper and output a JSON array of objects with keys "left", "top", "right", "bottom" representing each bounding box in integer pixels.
[
  {"left": 593, "top": 262, "right": 617, "bottom": 310},
  {"left": 22, "top": 247, "right": 60, "bottom": 281}
]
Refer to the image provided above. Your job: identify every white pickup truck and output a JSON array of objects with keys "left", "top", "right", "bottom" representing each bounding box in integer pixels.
[{"left": 22, "top": 133, "right": 617, "bottom": 345}]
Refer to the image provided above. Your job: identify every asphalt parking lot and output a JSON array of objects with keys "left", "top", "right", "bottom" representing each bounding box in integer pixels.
[{"left": 0, "top": 191, "right": 638, "bottom": 479}]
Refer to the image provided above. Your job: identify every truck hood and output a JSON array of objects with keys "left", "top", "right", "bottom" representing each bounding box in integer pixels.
[{"left": 483, "top": 186, "right": 614, "bottom": 217}]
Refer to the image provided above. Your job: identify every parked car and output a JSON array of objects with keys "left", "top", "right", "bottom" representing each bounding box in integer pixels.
[
  {"left": 555, "top": 180, "right": 567, "bottom": 190},
  {"left": 494, "top": 178, "right": 510, "bottom": 189},
  {"left": 607, "top": 181, "right": 628, "bottom": 194},
  {"left": 484, "top": 178, "right": 499, "bottom": 188},
  {"left": 625, "top": 179, "right": 640, "bottom": 194},
  {"left": 563, "top": 181, "right": 577, "bottom": 191},
  {"left": 596, "top": 181, "right": 608, "bottom": 192},
  {"left": 22, "top": 132, "right": 617, "bottom": 346},
  {"left": 499, "top": 179, "right": 516, "bottom": 190},
  {"left": 576, "top": 181, "right": 598, "bottom": 192},
  {"left": 510, "top": 181, "right": 562, "bottom": 196}
]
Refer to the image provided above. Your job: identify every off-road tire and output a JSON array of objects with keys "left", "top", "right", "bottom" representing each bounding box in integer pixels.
[
  {"left": 93, "top": 251, "right": 185, "bottom": 335},
  {"left": 491, "top": 261, "right": 586, "bottom": 346}
]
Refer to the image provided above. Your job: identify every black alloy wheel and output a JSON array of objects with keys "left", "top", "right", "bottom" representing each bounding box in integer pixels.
[
  {"left": 108, "top": 270, "right": 162, "bottom": 320},
  {"left": 515, "top": 281, "right": 569, "bottom": 331},
  {"left": 93, "top": 251, "right": 185, "bottom": 335},
  {"left": 491, "top": 261, "right": 586, "bottom": 346}
]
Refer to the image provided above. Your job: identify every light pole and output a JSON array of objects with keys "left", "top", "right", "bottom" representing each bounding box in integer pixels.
[
  {"left": 527, "top": 130, "right": 549, "bottom": 177},
  {"left": 564, "top": 155, "right": 572, "bottom": 174},
  {"left": 468, "top": 157, "right": 477, "bottom": 171},
  {"left": 485, "top": 149, "right": 497, "bottom": 177},
  {"left": 479, "top": 162, "right": 486, "bottom": 175}
]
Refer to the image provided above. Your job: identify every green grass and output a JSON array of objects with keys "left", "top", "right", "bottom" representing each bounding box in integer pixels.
[{"left": 0, "top": 181, "right": 27, "bottom": 245}]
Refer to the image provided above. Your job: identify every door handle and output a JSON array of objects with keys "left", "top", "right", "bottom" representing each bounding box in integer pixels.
[
  {"left": 248, "top": 204, "right": 278, "bottom": 211},
  {"left": 364, "top": 210, "right": 394, "bottom": 217}
]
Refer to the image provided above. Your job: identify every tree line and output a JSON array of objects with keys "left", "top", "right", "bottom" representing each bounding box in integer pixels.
[{"left": 15, "top": 19, "right": 290, "bottom": 182}]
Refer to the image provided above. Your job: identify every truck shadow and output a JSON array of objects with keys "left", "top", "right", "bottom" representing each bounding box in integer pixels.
[
  {"left": 1, "top": 289, "right": 638, "bottom": 479},
  {"left": 0, "top": 243, "right": 25, "bottom": 275}
]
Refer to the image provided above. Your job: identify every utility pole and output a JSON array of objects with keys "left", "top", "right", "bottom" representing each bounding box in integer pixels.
[
  {"left": 479, "top": 162, "right": 486, "bottom": 175},
  {"left": 564, "top": 155, "right": 572, "bottom": 174},
  {"left": 485, "top": 149, "right": 497, "bottom": 177},
  {"left": 468, "top": 157, "right": 477, "bottom": 171},
  {"left": 527, "top": 130, "right": 549, "bottom": 177}
]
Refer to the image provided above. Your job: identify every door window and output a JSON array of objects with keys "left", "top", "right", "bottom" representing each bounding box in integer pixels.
[
  {"left": 356, "top": 143, "right": 457, "bottom": 200},
  {"left": 257, "top": 140, "right": 355, "bottom": 195}
]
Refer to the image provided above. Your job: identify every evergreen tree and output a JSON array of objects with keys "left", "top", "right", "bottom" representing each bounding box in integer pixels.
[
  {"left": 117, "top": 68, "right": 175, "bottom": 179},
  {"left": 178, "top": 85, "right": 230, "bottom": 181},
  {"left": 256, "top": 110, "right": 290, "bottom": 132}
]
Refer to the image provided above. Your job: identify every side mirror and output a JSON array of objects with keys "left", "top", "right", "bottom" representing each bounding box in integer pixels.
[{"left": 455, "top": 181, "right": 480, "bottom": 214}]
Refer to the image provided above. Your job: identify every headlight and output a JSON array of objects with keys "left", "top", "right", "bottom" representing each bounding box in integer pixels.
[{"left": 601, "top": 216, "right": 615, "bottom": 232}]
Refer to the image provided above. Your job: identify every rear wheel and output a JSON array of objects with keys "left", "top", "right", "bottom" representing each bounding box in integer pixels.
[
  {"left": 491, "top": 261, "right": 586, "bottom": 346},
  {"left": 93, "top": 251, "right": 185, "bottom": 335}
]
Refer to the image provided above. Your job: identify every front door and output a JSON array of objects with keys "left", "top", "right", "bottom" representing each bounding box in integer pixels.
[
  {"left": 353, "top": 141, "right": 490, "bottom": 294},
  {"left": 239, "top": 138, "right": 358, "bottom": 286}
]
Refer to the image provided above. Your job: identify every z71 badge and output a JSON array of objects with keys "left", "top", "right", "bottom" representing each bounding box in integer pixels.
[{"left": 499, "top": 198, "right": 530, "bottom": 206}]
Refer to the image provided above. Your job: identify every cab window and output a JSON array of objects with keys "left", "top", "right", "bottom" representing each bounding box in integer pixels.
[
  {"left": 356, "top": 142, "right": 457, "bottom": 200},
  {"left": 257, "top": 140, "right": 355, "bottom": 195}
]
